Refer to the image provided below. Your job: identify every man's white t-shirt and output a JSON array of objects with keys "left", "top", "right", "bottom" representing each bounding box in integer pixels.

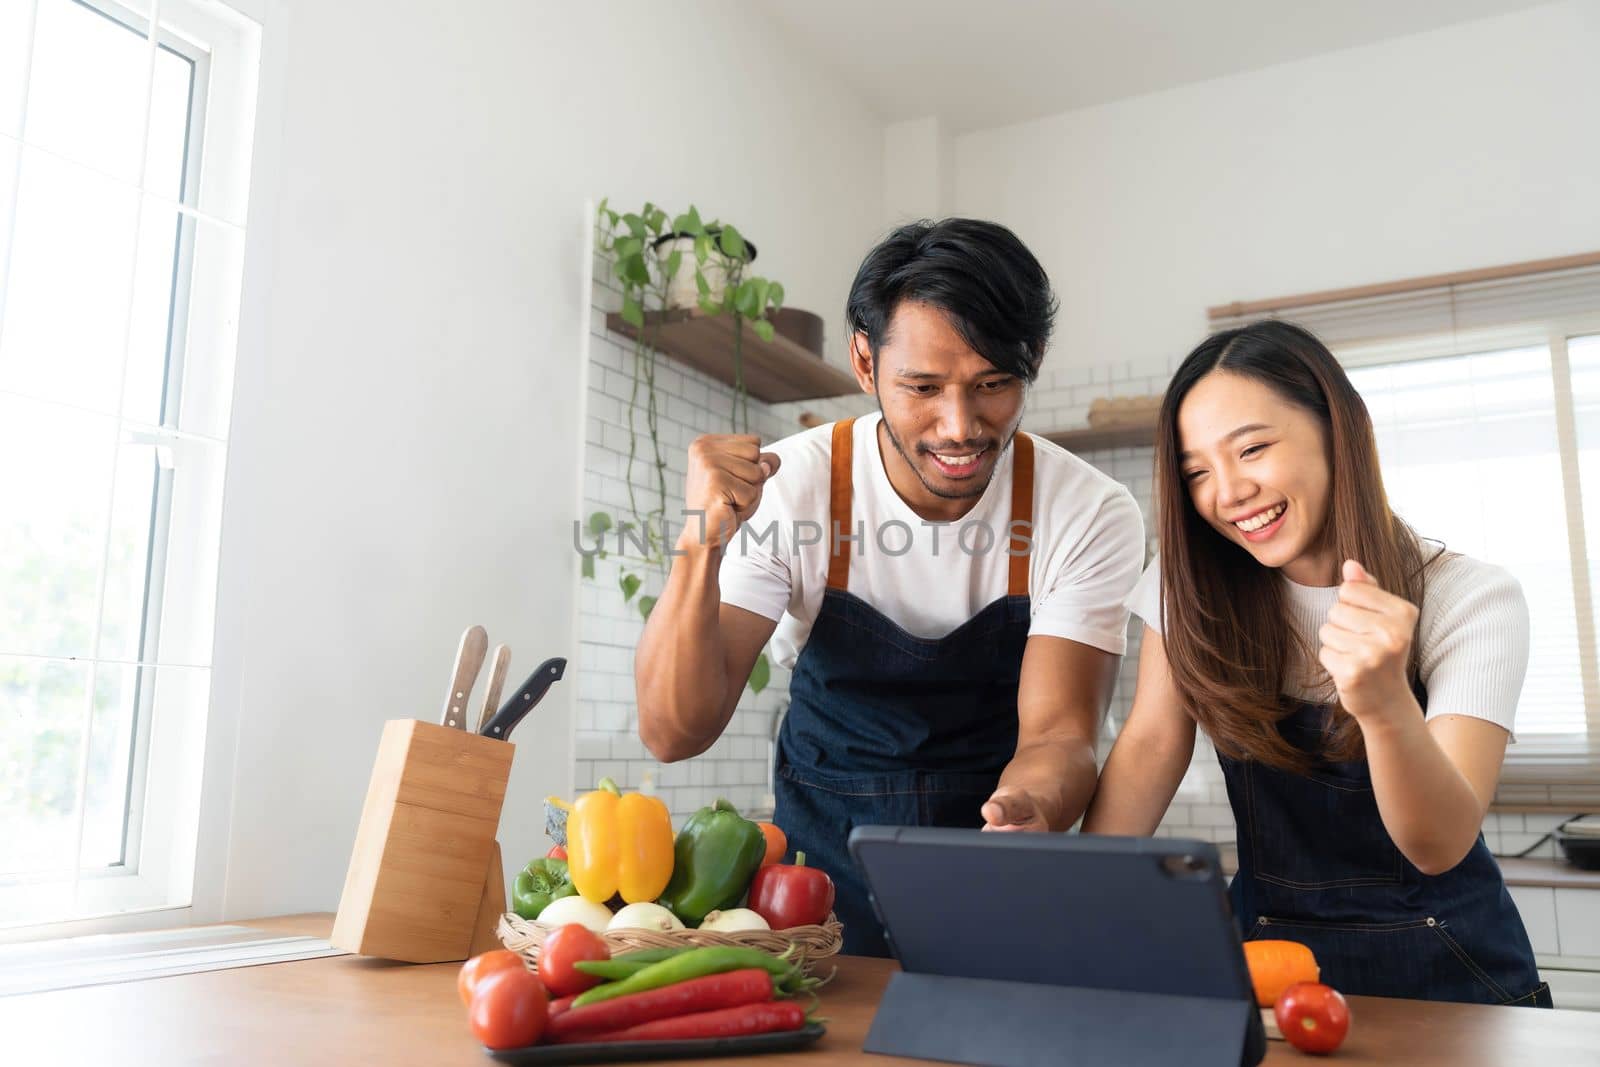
[
  {"left": 718, "top": 413, "right": 1146, "bottom": 669},
  {"left": 1126, "top": 552, "right": 1529, "bottom": 737}
]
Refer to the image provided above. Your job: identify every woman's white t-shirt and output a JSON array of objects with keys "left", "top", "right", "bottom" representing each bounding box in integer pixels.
[
  {"left": 1125, "top": 552, "right": 1530, "bottom": 737},
  {"left": 718, "top": 413, "right": 1146, "bottom": 670}
]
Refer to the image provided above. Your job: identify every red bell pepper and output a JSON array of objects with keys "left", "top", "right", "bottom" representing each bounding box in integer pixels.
[{"left": 748, "top": 851, "right": 835, "bottom": 929}]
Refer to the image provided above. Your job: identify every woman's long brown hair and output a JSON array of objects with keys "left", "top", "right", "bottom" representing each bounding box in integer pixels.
[{"left": 1156, "top": 320, "right": 1434, "bottom": 772}]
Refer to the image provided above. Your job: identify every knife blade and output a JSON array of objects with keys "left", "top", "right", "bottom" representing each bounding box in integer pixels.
[
  {"left": 477, "top": 643, "right": 511, "bottom": 733},
  {"left": 440, "top": 625, "right": 488, "bottom": 729},
  {"left": 480, "top": 656, "right": 566, "bottom": 740}
]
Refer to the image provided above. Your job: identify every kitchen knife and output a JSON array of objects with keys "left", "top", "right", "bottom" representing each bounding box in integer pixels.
[
  {"left": 480, "top": 656, "right": 566, "bottom": 741},
  {"left": 476, "top": 643, "right": 511, "bottom": 733},
  {"left": 440, "top": 625, "right": 488, "bottom": 729}
]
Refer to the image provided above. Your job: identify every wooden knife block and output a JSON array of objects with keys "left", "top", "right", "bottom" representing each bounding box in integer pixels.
[{"left": 332, "top": 718, "right": 514, "bottom": 963}]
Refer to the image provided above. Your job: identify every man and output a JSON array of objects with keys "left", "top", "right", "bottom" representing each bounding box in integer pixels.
[{"left": 635, "top": 218, "right": 1144, "bottom": 955}]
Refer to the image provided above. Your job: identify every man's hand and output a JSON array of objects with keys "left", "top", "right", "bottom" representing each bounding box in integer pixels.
[
  {"left": 679, "top": 434, "right": 782, "bottom": 554},
  {"left": 980, "top": 787, "right": 1050, "bottom": 832}
]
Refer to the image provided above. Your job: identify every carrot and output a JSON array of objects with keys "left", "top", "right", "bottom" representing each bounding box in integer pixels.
[
  {"left": 548, "top": 968, "right": 775, "bottom": 1042},
  {"left": 1243, "top": 939, "right": 1320, "bottom": 1007},
  {"left": 560, "top": 1000, "right": 808, "bottom": 1044},
  {"left": 756, "top": 822, "right": 787, "bottom": 866}
]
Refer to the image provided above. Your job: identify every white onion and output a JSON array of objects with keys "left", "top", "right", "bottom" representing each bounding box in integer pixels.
[
  {"left": 698, "top": 908, "right": 771, "bottom": 933},
  {"left": 536, "top": 895, "right": 615, "bottom": 933},
  {"left": 607, "top": 902, "right": 685, "bottom": 932}
]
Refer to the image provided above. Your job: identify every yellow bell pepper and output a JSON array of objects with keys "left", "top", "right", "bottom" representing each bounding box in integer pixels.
[{"left": 567, "top": 777, "right": 674, "bottom": 903}]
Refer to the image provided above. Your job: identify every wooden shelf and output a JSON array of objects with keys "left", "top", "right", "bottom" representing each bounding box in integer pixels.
[
  {"left": 1040, "top": 421, "right": 1156, "bottom": 452},
  {"left": 605, "top": 309, "right": 859, "bottom": 404}
]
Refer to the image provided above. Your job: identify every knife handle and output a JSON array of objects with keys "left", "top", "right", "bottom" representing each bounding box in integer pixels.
[
  {"left": 441, "top": 625, "right": 488, "bottom": 729},
  {"left": 477, "top": 644, "right": 511, "bottom": 733},
  {"left": 482, "top": 657, "right": 566, "bottom": 740}
]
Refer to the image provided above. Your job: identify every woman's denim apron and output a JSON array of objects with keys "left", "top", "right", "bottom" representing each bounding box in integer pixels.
[
  {"left": 775, "top": 418, "right": 1034, "bottom": 956},
  {"left": 1222, "top": 697, "right": 1551, "bottom": 1006}
]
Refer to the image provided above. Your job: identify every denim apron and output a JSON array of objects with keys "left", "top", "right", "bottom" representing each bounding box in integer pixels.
[
  {"left": 1222, "top": 697, "right": 1551, "bottom": 1006},
  {"left": 775, "top": 418, "right": 1035, "bottom": 957}
]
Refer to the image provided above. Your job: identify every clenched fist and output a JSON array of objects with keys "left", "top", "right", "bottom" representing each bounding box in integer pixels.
[
  {"left": 678, "top": 435, "right": 782, "bottom": 554},
  {"left": 1317, "top": 559, "right": 1420, "bottom": 725}
]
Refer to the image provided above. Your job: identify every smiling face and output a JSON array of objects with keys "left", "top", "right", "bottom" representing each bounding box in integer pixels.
[
  {"left": 851, "top": 301, "right": 1027, "bottom": 521},
  {"left": 1176, "top": 369, "right": 1338, "bottom": 586}
]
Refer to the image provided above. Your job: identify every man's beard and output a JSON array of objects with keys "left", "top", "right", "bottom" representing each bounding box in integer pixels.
[{"left": 877, "top": 405, "right": 1016, "bottom": 501}]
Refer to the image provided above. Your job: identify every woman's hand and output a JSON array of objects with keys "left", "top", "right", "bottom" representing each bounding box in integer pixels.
[{"left": 1317, "top": 559, "right": 1421, "bottom": 726}]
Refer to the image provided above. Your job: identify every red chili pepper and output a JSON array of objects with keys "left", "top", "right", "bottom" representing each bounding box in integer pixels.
[
  {"left": 748, "top": 851, "right": 835, "bottom": 929},
  {"left": 548, "top": 994, "right": 577, "bottom": 1021},
  {"left": 560, "top": 999, "right": 808, "bottom": 1043},
  {"left": 549, "top": 968, "right": 775, "bottom": 1042}
]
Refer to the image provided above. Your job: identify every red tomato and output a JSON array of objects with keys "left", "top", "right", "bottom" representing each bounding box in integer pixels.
[
  {"left": 456, "top": 949, "right": 525, "bottom": 1007},
  {"left": 1275, "top": 981, "right": 1351, "bottom": 1055},
  {"left": 467, "top": 966, "right": 550, "bottom": 1049},
  {"left": 546, "top": 844, "right": 568, "bottom": 861},
  {"left": 469, "top": 967, "right": 549, "bottom": 1050},
  {"left": 537, "top": 923, "right": 611, "bottom": 998}
]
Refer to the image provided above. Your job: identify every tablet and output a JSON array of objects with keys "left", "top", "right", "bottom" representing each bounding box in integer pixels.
[{"left": 849, "top": 826, "right": 1266, "bottom": 1067}]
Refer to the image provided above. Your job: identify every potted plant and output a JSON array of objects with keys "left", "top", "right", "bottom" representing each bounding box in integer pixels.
[
  {"left": 647, "top": 206, "right": 782, "bottom": 433},
  {"left": 652, "top": 224, "right": 756, "bottom": 310}
]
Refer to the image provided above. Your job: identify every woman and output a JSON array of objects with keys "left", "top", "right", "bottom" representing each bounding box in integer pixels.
[{"left": 1082, "top": 320, "right": 1550, "bottom": 1007}]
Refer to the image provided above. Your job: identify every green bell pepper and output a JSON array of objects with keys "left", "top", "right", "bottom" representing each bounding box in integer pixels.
[
  {"left": 656, "top": 797, "right": 767, "bottom": 927},
  {"left": 512, "top": 856, "right": 577, "bottom": 920}
]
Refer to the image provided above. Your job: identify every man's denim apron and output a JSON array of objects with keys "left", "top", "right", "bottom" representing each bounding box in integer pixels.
[
  {"left": 775, "top": 418, "right": 1034, "bottom": 956},
  {"left": 1222, "top": 697, "right": 1551, "bottom": 1006}
]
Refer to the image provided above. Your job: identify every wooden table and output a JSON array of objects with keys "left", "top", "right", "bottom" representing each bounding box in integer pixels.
[{"left": 4, "top": 915, "right": 1599, "bottom": 1065}]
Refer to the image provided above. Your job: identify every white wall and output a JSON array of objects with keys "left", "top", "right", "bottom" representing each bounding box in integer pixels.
[
  {"left": 204, "top": 0, "right": 884, "bottom": 920},
  {"left": 952, "top": 0, "right": 1600, "bottom": 380}
]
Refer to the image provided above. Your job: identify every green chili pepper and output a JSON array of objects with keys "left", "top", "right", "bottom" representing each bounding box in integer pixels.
[
  {"left": 511, "top": 856, "right": 577, "bottom": 919},
  {"left": 655, "top": 798, "right": 767, "bottom": 927},
  {"left": 573, "top": 958, "right": 656, "bottom": 981},
  {"left": 572, "top": 947, "right": 688, "bottom": 981},
  {"left": 571, "top": 946, "right": 801, "bottom": 1008},
  {"left": 615, "top": 947, "right": 685, "bottom": 964}
]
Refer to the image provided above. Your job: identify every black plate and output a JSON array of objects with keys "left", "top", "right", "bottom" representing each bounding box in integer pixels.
[{"left": 487, "top": 1023, "right": 826, "bottom": 1064}]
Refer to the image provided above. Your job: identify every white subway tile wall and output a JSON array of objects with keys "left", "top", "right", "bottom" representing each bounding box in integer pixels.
[
  {"left": 580, "top": 270, "right": 1585, "bottom": 850},
  {"left": 577, "top": 259, "right": 872, "bottom": 822}
]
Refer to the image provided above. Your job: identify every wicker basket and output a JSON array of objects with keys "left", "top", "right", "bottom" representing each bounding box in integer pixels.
[{"left": 496, "top": 911, "right": 843, "bottom": 974}]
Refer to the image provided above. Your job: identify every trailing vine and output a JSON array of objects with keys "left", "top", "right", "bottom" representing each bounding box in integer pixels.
[{"left": 587, "top": 199, "right": 783, "bottom": 693}]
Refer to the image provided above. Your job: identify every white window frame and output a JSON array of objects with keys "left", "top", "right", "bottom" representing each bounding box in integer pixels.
[
  {"left": 1329, "top": 314, "right": 1600, "bottom": 785},
  {"left": 0, "top": 0, "right": 269, "bottom": 941}
]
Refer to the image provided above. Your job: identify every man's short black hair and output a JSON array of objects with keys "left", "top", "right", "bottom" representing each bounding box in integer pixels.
[{"left": 845, "top": 218, "right": 1057, "bottom": 383}]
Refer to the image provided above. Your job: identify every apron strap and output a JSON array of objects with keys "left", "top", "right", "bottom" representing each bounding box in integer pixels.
[
  {"left": 826, "top": 418, "right": 856, "bottom": 591},
  {"left": 1007, "top": 433, "right": 1035, "bottom": 599},
  {"left": 828, "top": 419, "right": 1034, "bottom": 595}
]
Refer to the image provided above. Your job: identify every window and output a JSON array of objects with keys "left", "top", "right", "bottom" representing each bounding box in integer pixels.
[
  {"left": 1212, "top": 258, "right": 1600, "bottom": 785},
  {"left": 1348, "top": 346, "right": 1585, "bottom": 737},
  {"left": 0, "top": 0, "right": 260, "bottom": 932}
]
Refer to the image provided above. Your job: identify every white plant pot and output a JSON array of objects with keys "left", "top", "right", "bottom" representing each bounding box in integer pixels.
[{"left": 653, "top": 233, "right": 755, "bottom": 311}]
